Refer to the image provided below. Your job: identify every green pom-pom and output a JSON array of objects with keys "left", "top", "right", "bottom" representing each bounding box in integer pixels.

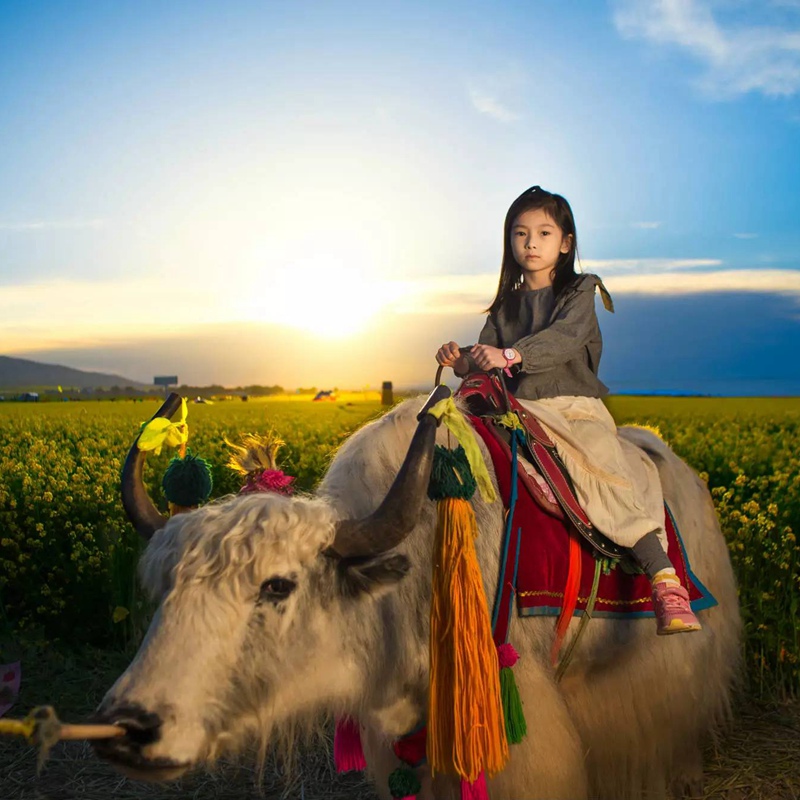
[
  {"left": 162, "top": 450, "right": 213, "bottom": 507},
  {"left": 388, "top": 766, "right": 421, "bottom": 798},
  {"left": 500, "top": 666, "right": 527, "bottom": 744},
  {"left": 427, "top": 445, "right": 476, "bottom": 501},
  {"left": 599, "top": 556, "right": 621, "bottom": 576}
]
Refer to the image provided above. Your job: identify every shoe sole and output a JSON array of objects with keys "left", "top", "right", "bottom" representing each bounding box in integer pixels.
[{"left": 657, "top": 622, "right": 703, "bottom": 635}]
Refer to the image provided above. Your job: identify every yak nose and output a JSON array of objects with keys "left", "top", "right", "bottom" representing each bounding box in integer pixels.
[{"left": 90, "top": 702, "right": 162, "bottom": 759}]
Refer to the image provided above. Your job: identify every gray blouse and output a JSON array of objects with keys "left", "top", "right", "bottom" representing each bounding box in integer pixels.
[{"left": 463, "top": 273, "right": 614, "bottom": 401}]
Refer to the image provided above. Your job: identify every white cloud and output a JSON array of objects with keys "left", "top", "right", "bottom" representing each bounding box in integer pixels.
[
  {"left": 0, "top": 277, "right": 231, "bottom": 353},
  {"left": 733, "top": 232, "right": 759, "bottom": 238},
  {"left": 581, "top": 257, "right": 722, "bottom": 273},
  {"left": 388, "top": 274, "right": 497, "bottom": 315},
  {"left": 0, "top": 267, "right": 400, "bottom": 351},
  {"left": 613, "top": 0, "right": 800, "bottom": 98},
  {"left": 5, "top": 267, "right": 799, "bottom": 357},
  {"left": 385, "top": 265, "right": 800, "bottom": 314},
  {"left": 631, "top": 221, "right": 664, "bottom": 229},
  {"left": 468, "top": 88, "right": 519, "bottom": 122},
  {"left": 0, "top": 219, "right": 106, "bottom": 231},
  {"left": 605, "top": 268, "right": 800, "bottom": 296}
]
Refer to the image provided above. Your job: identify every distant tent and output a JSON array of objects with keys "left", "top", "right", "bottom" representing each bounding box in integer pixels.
[
  {"left": 312, "top": 390, "right": 336, "bottom": 402},
  {"left": 21, "top": 392, "right": 39, "bottom": 402}
]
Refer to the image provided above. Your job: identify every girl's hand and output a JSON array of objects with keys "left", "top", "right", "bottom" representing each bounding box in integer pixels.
[
  {"left": 470, "top": 344, "right": 507, "bottom": 371},
  {"left": 436, "top": 341, "right": 461, "bottom": 366}
]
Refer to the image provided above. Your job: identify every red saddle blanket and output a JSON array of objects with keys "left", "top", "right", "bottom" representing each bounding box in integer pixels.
[{"left": 471, "top": 417, "right": 717, "bottom": 627}]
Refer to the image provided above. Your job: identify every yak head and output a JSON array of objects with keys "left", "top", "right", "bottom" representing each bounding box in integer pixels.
[{"left": 93, "top": 390, "right": 446, "bottom": 781}]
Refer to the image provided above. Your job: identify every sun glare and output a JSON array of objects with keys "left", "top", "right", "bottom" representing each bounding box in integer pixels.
[{"left": 237, "top": 251, "right": 392, "bottom": 339}]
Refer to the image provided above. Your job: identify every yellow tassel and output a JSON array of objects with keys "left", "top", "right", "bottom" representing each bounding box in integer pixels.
[
  {"left": 428, "top": 497, "right": 509, "bottom": 782},
  {"left": 137, "top": 397, "right": 189, "bottom": 455}
]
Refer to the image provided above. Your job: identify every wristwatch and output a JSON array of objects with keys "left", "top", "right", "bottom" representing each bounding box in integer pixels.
[{"left": 502, "top": 348, "right": 517, "bottom": 377}]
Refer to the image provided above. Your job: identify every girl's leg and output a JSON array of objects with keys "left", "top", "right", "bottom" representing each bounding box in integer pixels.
[
  {"left": 518, "top": 396, "right": 701, "bottom": 636},
  {"left": 629, "top": 529, "right": 673, "bottom": 577},
  {"left": 631, "top": 530, "right": 702, "bottom": 635}
]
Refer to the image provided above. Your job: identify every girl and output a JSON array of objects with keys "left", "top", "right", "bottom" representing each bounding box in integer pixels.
[{"left": 435, "top": 185, "right": 701, "bottom": 635}]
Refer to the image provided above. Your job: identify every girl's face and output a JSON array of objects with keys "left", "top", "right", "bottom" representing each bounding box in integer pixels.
[{"left": 510, "top": 208, "right": 573, "bottom": 284}]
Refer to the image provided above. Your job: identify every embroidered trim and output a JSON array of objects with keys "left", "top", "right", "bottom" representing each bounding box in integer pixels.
[{"left": 518, "top": 589, "right": 653, "bottom": 606}]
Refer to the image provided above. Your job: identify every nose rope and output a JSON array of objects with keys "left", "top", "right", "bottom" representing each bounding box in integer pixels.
[{"left": 0, "top": 705, "right": 124, "bottom": 770}]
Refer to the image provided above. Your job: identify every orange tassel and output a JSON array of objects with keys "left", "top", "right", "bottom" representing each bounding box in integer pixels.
[
  {"left": 550, "top": 526, "right": 582, "bottom": 665},
  {"left": 428, "top": 497, "right": 509, "bottom": 783}
]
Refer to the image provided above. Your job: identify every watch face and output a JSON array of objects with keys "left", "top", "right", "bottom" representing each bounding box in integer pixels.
[{"left": 503, "top": 348, "right": 516, "bottom": 361}]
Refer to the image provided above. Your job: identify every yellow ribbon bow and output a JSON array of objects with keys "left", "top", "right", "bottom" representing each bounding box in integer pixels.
[
  {"left": 427, "top": 396, "right": 497, "bottom": 503},
  {"left": 137, "top": 397, "right": 188, "bottom": 455}
]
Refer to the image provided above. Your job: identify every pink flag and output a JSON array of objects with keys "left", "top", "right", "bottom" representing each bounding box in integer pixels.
[{"left": 0, "top": 661, "right": 21, "bottom": 717}]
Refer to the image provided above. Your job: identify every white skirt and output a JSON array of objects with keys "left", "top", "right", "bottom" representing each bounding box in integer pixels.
[{"left": 515, "top": 395, "right": 667, "bottom": 551}]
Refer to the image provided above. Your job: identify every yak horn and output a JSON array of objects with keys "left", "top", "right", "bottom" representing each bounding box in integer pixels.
[
  {"left": 120, "top": 392, "right": 183, "bottom": 541},
  {"left": 330, "top": 384, "right": 451, "bottom": 559}
]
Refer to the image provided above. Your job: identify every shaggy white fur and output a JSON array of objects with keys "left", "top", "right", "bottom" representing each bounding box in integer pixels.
[
  {"left": 102, "top": 396, "right": 741, "bottom": 800},
  {"left": 140, "top": 493, "right": 336, "bottom": 600}
]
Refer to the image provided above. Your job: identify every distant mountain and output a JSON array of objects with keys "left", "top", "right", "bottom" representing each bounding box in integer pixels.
[{"left": 0, "top": 356, "right": 152, "bottom": 391}]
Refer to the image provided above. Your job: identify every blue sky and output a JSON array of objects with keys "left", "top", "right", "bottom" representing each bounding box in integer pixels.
[{"left": 1, "top": 0, "right": 799, "bottom": 391}]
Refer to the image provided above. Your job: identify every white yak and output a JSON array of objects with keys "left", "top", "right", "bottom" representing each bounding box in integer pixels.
[{"left": 94, "top": 389, "right": 741, "bottom": 800}]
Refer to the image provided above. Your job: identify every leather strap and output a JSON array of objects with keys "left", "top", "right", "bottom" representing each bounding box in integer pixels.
[{"left": 456, "top": 372, "right": 626, "bottom": 560}]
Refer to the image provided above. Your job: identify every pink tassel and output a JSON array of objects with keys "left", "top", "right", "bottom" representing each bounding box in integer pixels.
[
  {"left": 496, "top": 642, "right": 519, "bottom": 669},
  {"left": 334, "top": 716, "right": 366, "bottom": 773},
  {"left": 240, "top": 469, "right": 295, "bottom": 495},
  {"left": 461, "top": 771, "right": 489, "bottom": 800}
]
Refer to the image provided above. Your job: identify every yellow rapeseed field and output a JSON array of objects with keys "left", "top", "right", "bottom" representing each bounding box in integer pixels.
[{"left": 1, "top": 394, "right": 798, "bottom": 694}]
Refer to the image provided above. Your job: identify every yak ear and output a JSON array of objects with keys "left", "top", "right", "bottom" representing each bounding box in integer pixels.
[{"left": 336, "top": 552, "right": 411, "bottom": 599}]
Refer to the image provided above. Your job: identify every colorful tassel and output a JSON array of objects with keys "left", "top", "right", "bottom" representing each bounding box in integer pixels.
[
  {"left": 393, "top": 725, "right": 428, "bottom": 768},
  {"left": 460, "top": 771, "right": 490, "bottom": 800},
  {"left": 551, "top": 528, "right": 582, "bottom": 665},
  {"left": 496, "top": 644, "right": 526, "bottom": 744},
  {"left": 496, "top": 643, "right": 519, "bottom": 669},
  {"left": 240, "top": 468, "right": 295, "bottom": 495},
  {"left": 499, "top": 666, "right": 527, "bottom": 745},
  {"left": 427, "top": 446, "right": 508, "bottom": 784},
  {"left": 388, "top": 766, "right": 421, "bottom": 799},
  {"left": 333, "top": 717, "right": 366, "bottom": 773}
]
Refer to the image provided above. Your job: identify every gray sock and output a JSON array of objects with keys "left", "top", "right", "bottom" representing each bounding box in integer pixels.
[{"left": 630, "top": 530, "right": 673, "bottom": 580}]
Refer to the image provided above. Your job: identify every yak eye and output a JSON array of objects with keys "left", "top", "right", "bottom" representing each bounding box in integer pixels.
[{"left": 259, "top": 577, "right": 296, "bottom": 603}]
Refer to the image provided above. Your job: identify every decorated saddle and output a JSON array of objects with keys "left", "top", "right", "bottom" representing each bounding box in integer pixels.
[{"left": 454, "top": 373, "right": 717, "bottom": 631}]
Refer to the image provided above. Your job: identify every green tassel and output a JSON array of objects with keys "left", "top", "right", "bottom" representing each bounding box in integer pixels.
[
  {"left": 388, "top": 766, "right": 422, "bottom": 798},
  {"left": 500, "top": 666, "right": 527, "bottom": 744},
  {"left": 599, "top": 555, "right": 620, "bottom": 576},
  {"left": 427, "top": 444, "right": 476, "bottom": 501},
  {"left": 162, "top": 450, "right": 213, "bottom": 507}
]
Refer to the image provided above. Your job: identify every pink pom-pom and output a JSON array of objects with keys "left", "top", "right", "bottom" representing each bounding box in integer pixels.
[
  {"left": 460, "top": 772, "right": 489, "bottom": 800},
  {"left": 240, "top": 469, "right": 295, "bottom": 496},
  {"left": 497, "top": 642, "right": 519, "bottom": 669},
  {"left": 334, "top": 716, "right": 366, "bottom": 773}
]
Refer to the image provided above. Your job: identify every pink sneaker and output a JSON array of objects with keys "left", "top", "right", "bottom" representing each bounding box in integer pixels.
[{"left": 652, "top": 581, "right": 702, "bottom": 635}]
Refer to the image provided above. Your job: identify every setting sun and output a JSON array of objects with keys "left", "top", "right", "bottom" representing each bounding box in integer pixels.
[{"left": 236, "top": 252, "right": 394, "bottom": 339}]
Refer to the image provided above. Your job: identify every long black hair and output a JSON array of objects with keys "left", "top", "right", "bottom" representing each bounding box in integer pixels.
[{"left": 487, "top": 185, "right": 580, "bottom": 320}]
